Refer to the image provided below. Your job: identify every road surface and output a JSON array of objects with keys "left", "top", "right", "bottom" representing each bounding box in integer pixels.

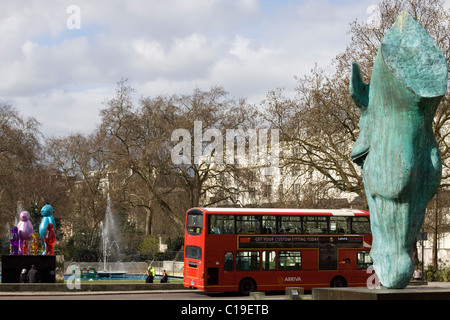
[{"left": 0, "top": 290, "right": 290, "bottom": 300}]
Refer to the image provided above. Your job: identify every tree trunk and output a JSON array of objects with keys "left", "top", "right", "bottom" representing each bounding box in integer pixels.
[{"left": 145, "top": 207, "right": 152, "bottom": 236}]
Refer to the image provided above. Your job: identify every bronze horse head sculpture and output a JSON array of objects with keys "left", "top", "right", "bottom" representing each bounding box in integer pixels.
[{"left": 350, "top": 12, "right": 448, "bottom": 288}]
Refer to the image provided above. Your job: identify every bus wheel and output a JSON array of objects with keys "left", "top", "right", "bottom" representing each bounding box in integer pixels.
[
  {"left": 239, "top": 278, "right": 256, "bottom": 295},
  {"left": 330, "top": 276, "right": 347, "bottom": 288}
]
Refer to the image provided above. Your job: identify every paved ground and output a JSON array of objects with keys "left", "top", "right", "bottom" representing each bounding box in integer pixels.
[
  {"left": 0, "top": 290, "right": 288, "bottom": 300},
  {"left": 0, "top": 281, "right": 447, "bottom": 299}
]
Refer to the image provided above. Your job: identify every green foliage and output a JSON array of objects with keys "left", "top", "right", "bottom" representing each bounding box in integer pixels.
[
  {"left": 74, "top": 248, "right": 101, "bottom": 262},
  {"left": 61, "top": 237, "right": 101, "bottom": 262},
  {"left": 167, "top": 236, "right": 184, "bottom": 252},
  {"left": 442, "top": 267, "right": 450, "bottom": 282},
  {"left": 59, "top": 220, "right": 101, "bottom": 261},
  {"left": 0, "top": 237, "right": 10, "bottom": 256},
  {"left": 117, "top": 206, "right": 144, "bottom": 255},
  {"left": 425, "top": 265, "right": 443, "bottom": 281},
  {"left": 25, "top": 202, "right": 41, "bottom": 230},
  {"left": 139, "top": 235, "right": 159, "bottom": 260}
]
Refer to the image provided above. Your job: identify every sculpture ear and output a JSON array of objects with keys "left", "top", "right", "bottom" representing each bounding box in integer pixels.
[{"left": 350, "top": 62, "right": 370, "bottom": 110}]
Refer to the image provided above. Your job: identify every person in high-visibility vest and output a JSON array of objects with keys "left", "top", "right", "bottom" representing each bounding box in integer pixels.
[{"left": 146, "top": 265, "right": 155, "bottom": 283}]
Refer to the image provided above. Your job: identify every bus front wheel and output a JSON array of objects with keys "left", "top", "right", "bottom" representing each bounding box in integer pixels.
[
  {"left": 239, "top": 278, "right": 256, "bottom": 295},
  {"left": 330, "top": 276, "right": 347, "bottom": 288}
]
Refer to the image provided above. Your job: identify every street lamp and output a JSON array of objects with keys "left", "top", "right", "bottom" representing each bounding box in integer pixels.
[{"left": 417, "top": 229, "right": 428, "bottom": 284}]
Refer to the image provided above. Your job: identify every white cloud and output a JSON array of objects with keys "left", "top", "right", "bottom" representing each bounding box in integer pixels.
[
  {"left": 0, "top": 0, "right": 378, "bottom": 137},
  {"left": 12, "top": 88, "right": 109, "bottom": 137}
]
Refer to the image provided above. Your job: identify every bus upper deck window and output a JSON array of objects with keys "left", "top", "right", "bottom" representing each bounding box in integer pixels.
[
  {"left": 187, "top": 210, "right": 203, "bottom": 235},
  {"left": 352, "top": 217, "right": 370, "bottom": 234},
  {"left": 209, "top": 215, "right": 235, "bottom": 234}
]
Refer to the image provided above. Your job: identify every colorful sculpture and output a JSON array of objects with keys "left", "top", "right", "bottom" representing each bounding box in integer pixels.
[
  {"left": 39, "top": 204, "right": 55, "bottom": 254},
  {"left": 22, "top": 241, "right": 29, "bottom": 255},
  {"left": 31, "top": 232, "right": 40, "bottom": 255},
  {"left": 350, "top": 12, "right": 448, "bottom": 288},
  {"left": 17, "top": 211, "right": 33, "bottom": 255},
  {"left": 44, "top": 223, "right": 56, "bottom": 255},
  {"left": 10, "top": 226, "right": 19, "bottom": 255}
]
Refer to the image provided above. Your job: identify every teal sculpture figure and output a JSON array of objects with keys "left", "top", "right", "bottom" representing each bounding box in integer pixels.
[
  {"left": 350, "top": 12, "right": 448, "bottom": 288},
  {"left": 39, "top": 204, "right": 55, "bottom": 255}
]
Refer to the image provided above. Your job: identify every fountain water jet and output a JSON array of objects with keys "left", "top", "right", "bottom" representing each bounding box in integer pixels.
[{"left": 97, "top": 195, "right": 127, "bottom": 278}]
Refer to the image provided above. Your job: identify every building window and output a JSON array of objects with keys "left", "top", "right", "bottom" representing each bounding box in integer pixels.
[
  {"left": 293, "top": 184, "right": 301, "bottom": 194},
  {"left": 262, "top": 184, "right": 272, "bottom": 197}
]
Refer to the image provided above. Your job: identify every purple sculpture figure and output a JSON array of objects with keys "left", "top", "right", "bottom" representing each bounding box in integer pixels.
[
  {"left": 44, "top": 223, "right": 56, "bottom": 256},
  {"left": 10, "top": 226, "right": 19, "bottom": 255},
  {"left": 17, "top": 211, "right": 33, "bottom": 255}
]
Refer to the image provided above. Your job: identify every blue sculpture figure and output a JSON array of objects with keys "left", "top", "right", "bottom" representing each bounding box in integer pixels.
[
  {"left": 350, "top": 12, "right": 448, "bottom": 288},
  {"left": 39, "top": 204, "right": 55, "bottom": 255},
  {"left": 10, "top": 226, "right": 19, "bottom": 255}
]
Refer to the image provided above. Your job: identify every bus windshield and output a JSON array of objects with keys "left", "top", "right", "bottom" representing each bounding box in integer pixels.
[{"left": 186, "top": 209, "right": 203, "bottom": 235}]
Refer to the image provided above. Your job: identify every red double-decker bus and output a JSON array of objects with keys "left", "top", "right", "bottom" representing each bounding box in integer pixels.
[{"left": 183, "top": 207, "right": 372, "bottom": 294}]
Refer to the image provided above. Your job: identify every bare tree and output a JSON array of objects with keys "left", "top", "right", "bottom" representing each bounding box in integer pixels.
[
  {"left": 45, "top": 132, "right": 110, "bottom": 249},
  {"left": 0, "top": 104, "right": 42, "bottom": 230},
  {"left": 163, "top": 86, "right": 260, "bottom": 208},
  {"left": 100, "top": 80, "right": 259, "bottom": 236},
  {"left": 99, "top": 80, "right": 183, "bottom": 236},
  {"left": 261, "top": 0, "right": 450, "bottom": 210}
]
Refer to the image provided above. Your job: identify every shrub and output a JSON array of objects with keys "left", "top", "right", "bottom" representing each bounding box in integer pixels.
[{"left": 425, "top": 265, "right": 443, "bottom": 282}]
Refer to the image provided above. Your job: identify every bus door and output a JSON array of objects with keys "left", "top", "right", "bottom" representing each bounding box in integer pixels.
[
  {"left": 207, "top": 267, "right": 219, "bottom": 285},
  {"left": 206, "top": 253, "right": 221, "bottom": 286},
  {"left": 222, "top": 252, "right": 235, "bottom": 286},
  {"left": 319, "top": 236, "right": 338, "bottom": 270}
]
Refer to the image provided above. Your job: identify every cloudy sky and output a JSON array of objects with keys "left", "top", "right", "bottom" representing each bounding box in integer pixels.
[{"left": 1, "top": 0, "right": 448, "bottom": 137}]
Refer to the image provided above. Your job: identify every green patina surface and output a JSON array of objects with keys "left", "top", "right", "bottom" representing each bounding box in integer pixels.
[{"left": 350, "top": 12, "right": 448, "bottom": 289}]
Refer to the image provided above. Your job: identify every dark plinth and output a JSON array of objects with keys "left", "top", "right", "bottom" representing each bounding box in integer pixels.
[
  {"left": 312, "top": 285, "right": 450, "bottom": 300},
  {"left": 2, "top": 255, "right": 56, "bottom": 283}
]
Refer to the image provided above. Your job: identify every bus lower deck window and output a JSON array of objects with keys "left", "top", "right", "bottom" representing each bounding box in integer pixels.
[
  {"left": 236, "top": 251, "right": 260, "bottom": 270},
  {"left": 278, "top": 251, "right": 302, "bottom": 270},
  {"left": 225, "top": 252, "right": 234, "bottom": 271}
]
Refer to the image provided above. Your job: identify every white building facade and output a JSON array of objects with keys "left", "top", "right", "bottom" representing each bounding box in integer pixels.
[{"left": 200, "top": 142, "right": 450, "bottom": 270}]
